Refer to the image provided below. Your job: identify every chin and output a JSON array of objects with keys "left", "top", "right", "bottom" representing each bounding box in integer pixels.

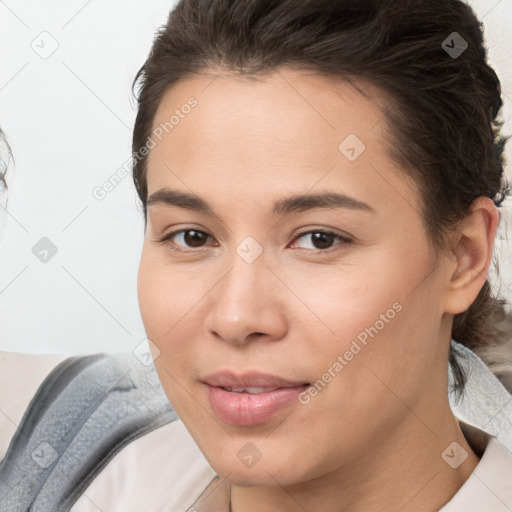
[
  {"left": 201, "top": 442, "right": 309, "bottom": 487},
  {"left": 214, "top": 464, "right": 288, "bottom": 487}
]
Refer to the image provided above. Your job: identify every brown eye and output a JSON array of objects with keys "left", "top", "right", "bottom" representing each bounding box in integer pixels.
[
  {"left": 162, "top": 229, "right": 211, "bottom": 249},
  {"left": 182, "top": 230, "right": 208, "bottom": 247},
  {"left": 310, "top": 232, "right": 336, "bottom": 250},
  {"left": 291, "top": 230, "right": 353, "bottom": 253},
  {"left": 295, "top": 231, "right": 337, "bottom": 250}
]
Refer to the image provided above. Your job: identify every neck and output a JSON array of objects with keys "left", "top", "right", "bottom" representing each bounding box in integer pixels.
[{"left": 230, "top": 401, "right": 479, "bottom": 512}]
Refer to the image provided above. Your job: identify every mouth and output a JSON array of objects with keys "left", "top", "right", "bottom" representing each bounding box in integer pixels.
[
  {"left": 202, "top": 370, "right": 310, "bottom": 390},
  {"left": 219, "top": 385, "right": 306, "bottom": 394},
  {"left": 202, "top": 375, "right": 310, "bottom": 427}
]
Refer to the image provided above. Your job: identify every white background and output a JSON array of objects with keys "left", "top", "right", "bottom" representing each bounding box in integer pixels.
[{"left": 0, "top": 0, "right": 511, "bottom": 355}]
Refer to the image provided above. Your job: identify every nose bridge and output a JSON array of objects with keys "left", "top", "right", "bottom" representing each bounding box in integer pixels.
[
  {"left": 219, "top": 232, "right": 268, "bottom": 301},
  {"left": 206, "top": 245, "right": 286, "bottom": 344},
  {"left": 218, "top": 250, "right": 267, "bottom": 318}
]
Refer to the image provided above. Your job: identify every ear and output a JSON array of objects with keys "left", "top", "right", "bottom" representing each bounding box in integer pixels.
[{"left": 443, "top": 197, "right": 499, "bottom": 315}]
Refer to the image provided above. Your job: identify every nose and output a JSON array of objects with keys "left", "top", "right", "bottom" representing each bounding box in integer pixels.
[{"left": 204, "top": 254, "right": 288, "bottom": 346}]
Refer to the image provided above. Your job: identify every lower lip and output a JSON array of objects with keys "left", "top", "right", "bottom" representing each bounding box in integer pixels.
[{"left": 204, "top": 384, "right": 308, "bottom": 426}]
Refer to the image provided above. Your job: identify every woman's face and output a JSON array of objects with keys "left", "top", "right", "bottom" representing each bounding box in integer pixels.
[{"left": 138, "top": 68, "right": 454, "bottom": 486}]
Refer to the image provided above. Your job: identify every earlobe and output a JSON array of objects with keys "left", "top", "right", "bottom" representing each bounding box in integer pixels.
[{"left": 444, "top": 197, "right": 499, "bottom": 315}]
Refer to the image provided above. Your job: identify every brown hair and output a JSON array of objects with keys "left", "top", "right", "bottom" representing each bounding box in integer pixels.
[
  {"left": 131, "top": 0, "right": 512, "bottom": 397},
  {"left": 0, "top": 128, "right": 9, "bottom": 192}
]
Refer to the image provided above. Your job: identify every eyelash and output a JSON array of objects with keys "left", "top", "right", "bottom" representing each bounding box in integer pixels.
[{"left": 158, "top": 228, "right": 353, "bottom": 255}]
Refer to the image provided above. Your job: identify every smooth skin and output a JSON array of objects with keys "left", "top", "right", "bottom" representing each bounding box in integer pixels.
[{"left": 137, "top": 67, "right": 499, "bottom": 512}]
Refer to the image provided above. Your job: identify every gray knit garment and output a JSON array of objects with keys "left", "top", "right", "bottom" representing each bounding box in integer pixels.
[{"left": 0, "top": 353, "right": 177, "bottom": 512}]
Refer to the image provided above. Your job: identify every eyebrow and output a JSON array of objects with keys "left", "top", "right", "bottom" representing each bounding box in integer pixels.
[{"left": 146, "top": 188, "right": 376, "bottom": 216}]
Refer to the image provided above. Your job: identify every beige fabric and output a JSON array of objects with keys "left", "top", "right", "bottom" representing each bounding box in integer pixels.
[
  {"left": 439, "top": 423, "right": 512, "bottom": 511},
  {"left": 72, "top": 420, "right": 216, "bottom": 512}
]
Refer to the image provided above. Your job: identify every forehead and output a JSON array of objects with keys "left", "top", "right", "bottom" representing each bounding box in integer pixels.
[
  {"left": 150, "top": 68, "right": 388, "bottom": 154},
  {"left": 145, "top": 68, "right": 419, "bottom": 216}
]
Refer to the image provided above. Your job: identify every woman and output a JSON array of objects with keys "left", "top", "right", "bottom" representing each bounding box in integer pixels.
[
  {"left": 132, "top": 0, "right": 512, "bottom": 510},
  {"left": 1, "top": 0, "right": 511, "bottom": 510}
]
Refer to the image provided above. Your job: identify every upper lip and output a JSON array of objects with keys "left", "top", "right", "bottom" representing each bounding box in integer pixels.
[{"left": 202, "top": 371, "right": 310, "bottom": 388}]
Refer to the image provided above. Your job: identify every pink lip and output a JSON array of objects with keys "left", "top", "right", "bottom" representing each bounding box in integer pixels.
[
  {"left": 202, "top": 371, "right": 309, "bottom": 426},
  {"left": 202, "top": 370, "right": 309, "bottom": 389}
]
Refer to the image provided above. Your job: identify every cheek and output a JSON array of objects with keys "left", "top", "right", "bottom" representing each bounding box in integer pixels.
[
  {"left": 280, "top": 261, "right": 404, "bottom": 348},
  {"left": 137, "top": 247, "right": 202, "bottom": 337},
  {"left": 318, "top": 286, "right": 443, "bottom": 428},
  {"left": 137, "top": 252, "right": 200, "bottom": 411},
  {"left": 137, "top": 247, "right": 212, "bottom": 410},
  {"left": 290, "top": 253, "right": 441, "bottom": 400}
]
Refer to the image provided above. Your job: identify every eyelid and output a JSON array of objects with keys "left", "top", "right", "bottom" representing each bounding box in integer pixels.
[
  {"left": 288, "top": 228, "right": 354, "bottom": 253},
  {"left": 157, "top": 227, "right": 215, "bottom": 253},
  {"left": 158, "top": 227, "right": 353, "bottom": 254}
]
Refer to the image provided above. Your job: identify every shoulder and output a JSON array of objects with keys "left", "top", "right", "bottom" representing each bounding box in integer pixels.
[
  {"left": 440, "top": 423, "right": 512, "bottom": 511},
  {"left": 0, "top": 350, "right": 216, "bottom": 511},
  {"left": 72, "top": 418, "right": 217, "bottom": 511}
]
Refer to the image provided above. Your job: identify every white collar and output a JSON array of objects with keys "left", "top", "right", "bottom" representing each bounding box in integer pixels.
[{"left": 440, "top": 423, "right": 512, "bottom": 511}]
